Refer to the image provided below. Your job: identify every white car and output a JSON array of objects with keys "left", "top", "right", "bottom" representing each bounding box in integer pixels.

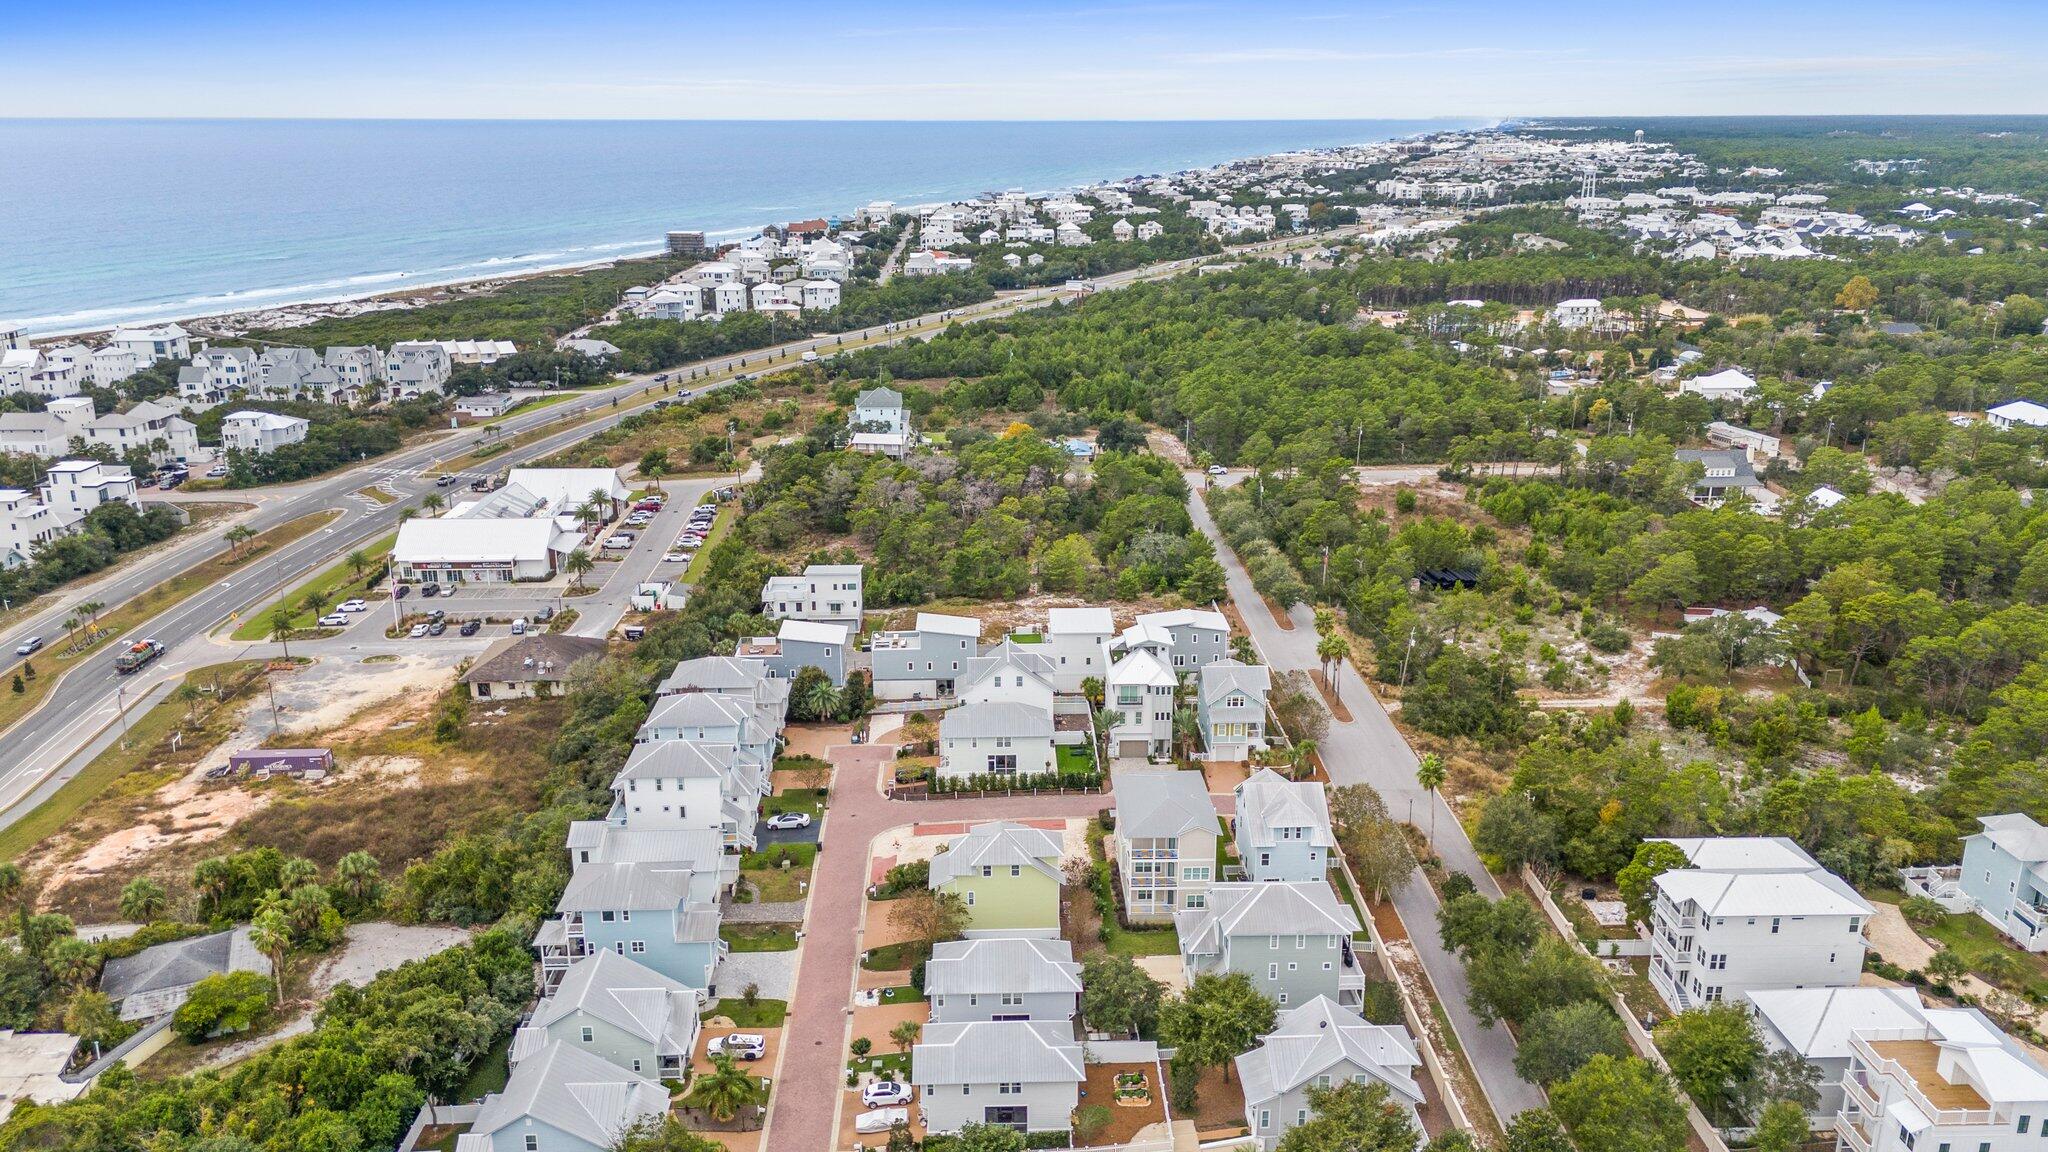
[
  {"left": 709, "top": 1033, "right": 766, "bottom": 1060},
  {"left": 408, "top": 623, "right": 429, "bottom": 638},
  {"left": 205, "top": 464, "right": 229, "bottom": 478},
  {"left": 765, "top": 811, "right": 812, "bottom": 831},
  {"left": 338, "top": 599, "right": 368, "bottom": 612},
  {"left": 318, "top": 613, "right": 349, "bottom": 628},
  {"left": 860, "top": 1081, "right": 912, "bottom": 1108},
  {"left": 663, "top": 551, "right": 693, "bottom": 564},
  {"left": 1206, "top": 464, "right": 1228, "bottom": 475},
  {"left": 14, "top": 637, "right": 42, "bottom": 656}
]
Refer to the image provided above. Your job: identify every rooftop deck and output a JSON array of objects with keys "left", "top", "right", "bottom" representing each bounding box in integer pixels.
[{"left": 1869, "top": 1040, "right": 1990, "bottom": 1110}]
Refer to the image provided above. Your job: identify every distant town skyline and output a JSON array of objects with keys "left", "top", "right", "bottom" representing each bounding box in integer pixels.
[{"left": 7, "top": 0, "right": 2045, "bottom": 120}]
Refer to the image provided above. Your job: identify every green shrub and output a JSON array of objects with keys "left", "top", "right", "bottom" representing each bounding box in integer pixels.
[{"left": 171, "top": 970, "right": 274, "bottom": 1042}]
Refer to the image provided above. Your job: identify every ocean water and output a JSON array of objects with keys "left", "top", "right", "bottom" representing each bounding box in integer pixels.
[{"left": 0, "top": 118, "right": 1476, "bottom": 336}]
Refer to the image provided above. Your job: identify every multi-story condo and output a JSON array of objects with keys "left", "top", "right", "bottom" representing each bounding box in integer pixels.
[
  {"left": 384, "top": 342, "right": 451, "bottom": 399},
  {"left": 178, "top": 347, "right": 256, "bottom": 405},
  {"left": 1110, "top": 608, "right": 1230, "bottom": 673},
  {"left": 0, "top": 397, "right": 197, "bottom": 463},
  {"left": 913, "top": 1020, "right": 1085, "bottom": 1135},
  {"left": 1112, "top": 769, "right": 1222, "bottom": 921},
  {"left": 1198, "top": 658, "right": 1272, "bottom": 761},
  {"left": 1176, "top": 881, "right": 1366, "bottom": 1009},
  {"left": 1234, "top": 768, "right": 1336, "bottom": 883},
  {"left": 324, "top": 346, "right": 381, "bottom": 398},
  {"left": 221, "top": 411, "right": 311, "bottom": 455},
  {"left": 1835, "top": 1007, "right": 2048, "bottom": 1152},
  {"left": 637, "top": 691, "right": 780, "bottom": 770},
  {"left": 759, "top": 563, "right": 864, "bottom": 630},
  {"left": 1041, "top": 607, "right": 1114, "bottom": 693},
  {"left": 41, "top": 459, "right": 139, "bottom": 513},
  {"left": 0, "top": 487, "right": 84, "bottom": 569},
  {"left": 737, "top": 619, "right": 848, "bottom": 685},
  {"left": 1956, "top": 813, "right": 2048, "bottom": 951},
  {"left": 1237, "top": 997, "right": 1423, "bottom": 1151},
  {"left": 1646, "top": 836, "right": 1872, "bottom": 1013},
  {"left": 925, "top": 937, "right": 1082, "bottom": 1024},
  {"left": 870, "top": 611, "right": 981, "bottom": 700}
]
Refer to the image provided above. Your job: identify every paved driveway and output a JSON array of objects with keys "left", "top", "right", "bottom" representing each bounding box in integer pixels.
[
  {"left": 759, "top": 740, "right": 1106, "bottom": 1152},
  {"left": 1185, "top": 479, "right": 1547, "bottom": 1123}
]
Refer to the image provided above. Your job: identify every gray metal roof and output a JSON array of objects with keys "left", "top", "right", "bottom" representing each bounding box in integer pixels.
[
  {"left": 1234, "top": 769, "right": 1335, "bottom": 851},
  {"left": 614, "top": 739, "right": 745, "bottom": 783},
  {"left": 1199, "top": 658, "right": 1271, "bottom": 705},
  {"left": 658, "top": 655, "right": 777, "bottom": 696},
  {"left": 1175, "top": 882, "right": 1360, "bottom": 956},
  {"left": 531, "top": 950, "right": 700, "bottom": 1053},
  {"left": 914, "top": 1020, "right": 1084, "bottom": 1086},
  {"left": 925, "top": 937, "right": 1082, "bottom": 998},
  {"left": 555, "top": 862, "right": 694, "bottom": 912},
  {"left": 1235, "top": 997, "right": 1421, "bottom": 1107},
  {"left": 938, "top": 700, "right": 1053, "bottom": 741},
  {"left": 1115, "top": 770, "right": 1220, "bottom": 840},
  {"left": 470, "top": 1039, "right": 668, "bottom": 1146},
  {"left": 567, "top": 823, "right": 728, "bottom": 872},
  {"left": 929, "top": 821, "right": 1064, "bottom": 886},
  {"left": 855, "top": 386, "right": 904, "bottom": 409}
]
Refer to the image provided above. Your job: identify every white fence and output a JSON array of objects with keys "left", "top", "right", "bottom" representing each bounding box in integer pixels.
[{"left": 396, "top": 1102, "right": 482, "bottom": 1152}]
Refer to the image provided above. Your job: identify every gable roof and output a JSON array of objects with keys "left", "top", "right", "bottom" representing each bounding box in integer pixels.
[
  {"left": 1234, "top": 768, "right": 1335, "bottom": 850},
  {"left": 939, "top": 700, "right": 1053, "bottom": 742},
  {"left": 914, "top": 1020, "right": 1084, "bottom": 1085},
  {"left": 556, "top": 862, "right": 694, "bottom": 912},
  {"left": 1046, "top": 606, "right": 1114, "bottom": 637},
  {"left": 531, "top": 951, "right": 699, "bottom": 1050},
  {"left": 1236, "top": 997, "right": 1421, "bottom": 1108},
  {"left": 100, "top": 928, "right": 268, "bottom": 1001},
  {"left": 925, "top": 937, "right": 1082, "bottom": 997},
  {"left": 1652, "top": 836, "right": 1819, "bottom": 873},
  {"left": 1654, "top": 867, "right": 1872, "bottom": 918},
  {"left": 929, "top": 821, "right": 1064, "bottom": 885},
  {"left": 1972, "top": 814, "right": 2048, "bottom": 862},
  {"left": 461, "top": 635, "right": 606, "bottom": 685},
  {"left": 471, "top": 1040, "right": 668, "bottom": 1146},
  {"left": 614, "top": 740, "right": 749, "bottom": 784},
  {"left": 1746, "top": 987, "right": 1926, "bottom": 1059},
  {"left": 855, "top": 387, "right": 904, "bottom": 409},
  {"left": 1106, "top": 648, "right": 1176, "bottom": 688},
  {"left": 657, "top": 655, "right": 779, "bottom": 697},
  {"left": 1200, "top": 659, "right": 1271, "bottom": 704},
  {"left": 1175, "top": 882, "right": 1360, "bottom": 955},
  {"left": 1136, "top": 608, "right": 1228, "bottom": 633},
  {"left": 916, "top": 612, "right": 982, "bottom": 638},
  {"left": 1115, "top": 770, "right": 1220, "bottom": 840}
]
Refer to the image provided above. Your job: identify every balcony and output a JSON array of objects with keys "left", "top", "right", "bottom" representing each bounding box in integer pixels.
[
  {"left": 1840, "top": 1070, "right": 1879, "bottom": 1115},
  {"left": 1833, "top": 1113, "right": 1872, "bottom": 1152},
  {"left": 1848, "top": 1031, "right": 1998, "bottom": 1127}
]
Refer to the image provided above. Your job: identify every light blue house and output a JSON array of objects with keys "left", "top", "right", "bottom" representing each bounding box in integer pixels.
[
  {"left": 1958, "top": 813, "right": 2048, "bottom": 951},
  {"left": 1233, "top": 769, "right": 1336, "bottom": 883},
  {"left": 459, "top": 1040, "right": 668, "bottom": 1152},
  {"left": 543, "top": 862, "right": 723, "bottom": 992}
]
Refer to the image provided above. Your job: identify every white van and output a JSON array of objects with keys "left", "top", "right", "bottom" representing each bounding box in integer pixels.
[{"left": 511, "top": 618, "right": 528, "bottom": 635}]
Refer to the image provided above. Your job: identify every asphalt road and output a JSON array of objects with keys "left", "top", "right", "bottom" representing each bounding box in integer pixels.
[{"left": 0, "top": 224, "right": 1359, "bottom": 828}]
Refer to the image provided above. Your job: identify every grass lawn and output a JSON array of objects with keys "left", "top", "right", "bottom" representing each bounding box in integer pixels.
[
  {"left": 762, "top": 790, "right": 825, "bottom": 819},
  {"left": 720, "top": 923, "right": 798, "bottom": 952},
  {"left": 1916, "top": 907, "right": 2048, "bottom": 997},
  {"left": 1006, "top": 632, "right": 1044, "bottom": 644},
  {"left": 704, "top": 998, "right": 788, "bottom": 1028},
  {"left": 848, "top": 1051, "right": 912, "bottom": 1078},
  {"left": 1104, "top": 925, "right": 1180, "bottom": 957},
  {"left": 743, "top": 866, "right": 811, "bottom": 904},
  {"left": 454, "top": 1033, "right": 513, "bottom": 1102},
  {"left": 742, "top": 842, "right": 816, "bottom": 870},
  {"left": 680, "top": 505, "right": 737, "bottom": 584},
  {"left": 0, "top": 660, "right": 267, "bottom": 861},
  {"left": 0, "top": 510, "right": 338, "bottom": 737},
  {"left": 230, "top": 531, "right": 395, "bottom": 639},
  {"left": 1057, "top": 743, "right": 1097, "bottom": 776},
  {"left": 861, "top": 939, "right": 931, "bottom": 971},
  {"left": 353, "top": 485, "right": 398, "bottom": 505}
]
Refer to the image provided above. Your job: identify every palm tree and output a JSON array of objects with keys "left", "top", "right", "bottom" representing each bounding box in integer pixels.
[
  {"left": 690, "top": 1053, "right": 758, "bottom": 1122},
  {"left": 579, "top": 491, "right": 612, "bottom": 530},
  {"left": 118, "top": 877, "right": 167, "bottom": 922},
  {"left": 223, "top": 524, "right": 256, "bottom": 560},
  {"left": 171, "top": 682, "right": 204, "bottom": 726},
  {"left": 1414, "top": 753, "right": 1446, "bottom": 848},
  {"left": 191, "top": 856, "right": 234, "bottom": 916},
  {"left": 562, "top": 548, "right": 594, "bottom": 591},
  {"left": 77, "top": 601, "right": 105, "bottom": 631},
  {"left": 300, "top": 589, "right": 327, "bottom": 621},
  {"left": 397, "top": 507, "right": 417, "bottom": 525},
  {"left": 889, "top": 1019, "right": 921, "bottom": 1056},
  {"left": 335, "top": 851, "right": 381, "bottom": 907},
  {"left": 268, "top": 607, "right": 296, "bottom": 658},
  {"left": 1172, "top": 701, "right": 1201, "bottom": 762},
  {"left": 797, "top": 675, "right": 840, "bottom": 722},
  {"left": 420, "top": 492, "right": 445, "bottom": 515},
  {"left": 1315, "top": 631, "right": 1350, "bottom": 695},
  {"left": 279, "top": 856, "right": 319, "bottom": 891},
  {"left": 345, "top": 550, "right": 370, "bottom": 581},
  {"left": 45, "top": 938, "right": 98, "bottom": 990},
  {"left": 249, "top": 907, "right": 293, "bottom": 1003},
  {"left": 1286, "top": 739, "right": 1317, "bottom": 781}
]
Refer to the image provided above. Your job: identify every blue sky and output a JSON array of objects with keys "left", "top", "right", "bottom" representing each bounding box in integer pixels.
[{"left": 6, "top": 0, "right": 2045, "bottom": 119}]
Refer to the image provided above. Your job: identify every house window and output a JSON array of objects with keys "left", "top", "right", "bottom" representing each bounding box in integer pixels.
[
  {"left": 631, "top": 941, "right": 646, "bottom": 954},
  {"left": 2020, "top": 1117, "right": 2032, "bottom": 1134},
  {"left": 601, "top": 911, "right": 616, "bottom": 922},
  {"left": 632, "top": 1059, "right": 642, "bottom": 1073},
  {"left": 1259, "top": 1111, "right": 1270, "bottom": 1131},
  {"left": 1278, "top": 992, "right": 1289, "bottom": 1005},
  {"left": 581, "top": 1027, "right": 594, "bottom": 1042},
  {"left": 1186, "top": 894, "right": 1206, "bottom": 909},
  {"left": 966, "top": 891, "right": 975, "bottom": 906},
  {"left": 1183, "top": 866, "right": 1210, "bottom": 882},
  {"left": 1295, "top": 934, "right": 1306, "bottom": 949},
  {"left": 1708, "top": 954, "right": 1726, "bottom": 970},
  {"left": 1267, "top": 963, "right": 1278, "bottom": 980},
  {"left": 525, "top": 1138, "right": 538, "bottom": 1152},
  {"left": 999, "top": 1083, "right": 1022, "bottom": 1095},
  {"left": 1011, "top": 865, "right": 1021, "bottom": 877},
  {"left": 982, "top": 866, "right": 994, "bottom": 878},
  {"left": 1770, "top": 918, "right": 1781, "bottom": 934}
]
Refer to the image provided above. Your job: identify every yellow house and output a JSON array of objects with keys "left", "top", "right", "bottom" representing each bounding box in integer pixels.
[{"left": 929, "top": 821, "right": 1064, "bottom": 936}]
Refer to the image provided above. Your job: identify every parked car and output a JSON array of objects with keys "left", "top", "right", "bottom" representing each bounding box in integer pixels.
[
  {"left": 536, "top": 606, "right": 554, "bottom": 622},
  {"left": 408, "top": 623, "right": 429, "bottom": 638},
  {"left": 205, "top": 464, "right": 229, "bottom": 478},
  {"left": 393, "top": 584, "right": 410, "bottom": 600},
  {"left": 765, "top": 811, "right": 813, "bottom": 831},
  {"left": 318, "top": 613, "right": 349, "bottom": 628},
  {"left": 709, "top": 1034, "right": 765, "bottom": 1060},
  {"left": 14, "top": 637, "right": 43, "bottom": 656},
  {"left": 663, "top": 550, "right": 693, "bottom": 564},
  {"left": 459, "top": 619, "right": 481, "bottom": 636},
  {"left": 860, "top": 1080, "right": 912, "bottom": 1108},
  {"left": 427, "top": 620, "right": 446, "bottom": 636},
  {"left": 511, "top": 618, "right": 528, "bottom": 635},
  {"left": 653, "top": 373, "right": 670, "bottom": 384},
  {"left": 428, "top": 608, "right": 446, "bottom": 623},
  {"left": 159, "top": 474, "right": 184, "bottom": 490},
  {"left": 338, "top": 598, "right": 367, "bottom": 613}
]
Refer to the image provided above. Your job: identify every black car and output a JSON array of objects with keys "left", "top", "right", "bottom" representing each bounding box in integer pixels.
[
  {"left": 459, "top": 619, "right": 480, "bottom": 636},
  {"left": 421, "top": 583, "right": 439, "bottom": 598},
  {"left": 427, "top": 620, "right": 446, "bottom": 636},
  {"left": 393, "top": 584, "right": 410, "bottom": 600},
  {"left": 536, "top": 605, "right": 555, "bottom": 622}
]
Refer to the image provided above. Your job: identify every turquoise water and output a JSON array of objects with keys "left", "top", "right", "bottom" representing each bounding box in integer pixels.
[{"left": 0, "top": 118, "right": 1475, "bottom": 335}]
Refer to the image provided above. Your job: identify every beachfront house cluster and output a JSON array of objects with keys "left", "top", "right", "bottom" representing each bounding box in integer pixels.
[{"left": 630, "top": 225, "right": 850, "bottom": 324}]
